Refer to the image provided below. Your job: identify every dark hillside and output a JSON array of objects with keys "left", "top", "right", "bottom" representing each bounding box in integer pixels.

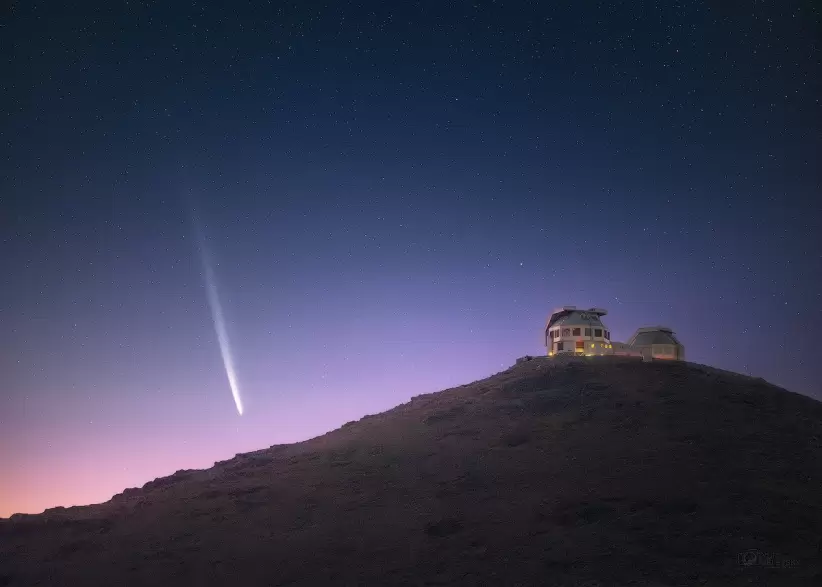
[{"left": 2, "top": 357, "right": 821, "bottom": 586}]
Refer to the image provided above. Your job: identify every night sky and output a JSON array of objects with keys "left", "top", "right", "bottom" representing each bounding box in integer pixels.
[{"left": 2, "top": 1, "right": 820, "bottom": 517}]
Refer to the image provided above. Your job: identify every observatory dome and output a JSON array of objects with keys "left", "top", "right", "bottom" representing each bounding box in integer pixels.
[{"left": 627, "top": 327, "right": 685, "bottom": 360}]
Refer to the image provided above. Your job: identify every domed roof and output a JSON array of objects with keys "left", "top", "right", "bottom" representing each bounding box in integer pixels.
[
  {"left": 628, "top": 327, "right": 682, "bottom": 347},
  {"left": 547, "top": 307, "right": 608, "bottom": 329}
]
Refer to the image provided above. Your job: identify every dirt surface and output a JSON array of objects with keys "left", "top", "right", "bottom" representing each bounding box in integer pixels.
[{"left": 2, "top": 356, "right": 821, "bottom": 586}]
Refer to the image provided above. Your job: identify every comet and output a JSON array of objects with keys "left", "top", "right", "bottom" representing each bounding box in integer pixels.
[{"left": 189, "top": 206, "right": 244, "bottom": 416}]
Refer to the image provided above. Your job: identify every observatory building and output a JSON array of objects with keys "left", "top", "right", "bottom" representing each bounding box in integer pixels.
[
  {"left": 545, "top": 306, "right": 684, "bottom": 361},
  {"left": 627, "top": 326, "right": 685, "bottom": 360},
  {"left": 545, "top": 307, "right": 613, "bottom": 356}
]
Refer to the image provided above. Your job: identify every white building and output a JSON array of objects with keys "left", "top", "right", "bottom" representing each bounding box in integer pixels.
[
  {"left": 544, "top": 306, "right": 684, "bottom": 361},
  {"left": 545, "top": 306, "right": 614, "bottom": 356}
]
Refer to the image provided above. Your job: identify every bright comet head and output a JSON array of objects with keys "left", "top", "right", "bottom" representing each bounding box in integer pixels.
[{"left": 204, "top": 267, "right": 244, "bottom": 416}]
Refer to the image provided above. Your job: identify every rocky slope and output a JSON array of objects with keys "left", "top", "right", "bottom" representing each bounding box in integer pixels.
[{"left": 2, "top": 356, "right": 821, "bottom": 586}]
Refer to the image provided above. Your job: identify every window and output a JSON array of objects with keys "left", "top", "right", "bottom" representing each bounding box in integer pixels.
[
  {"left": 575, "top": 340, "right": 584, "bottom": 351},
  {"left": 572, "top": 328, "right": 581, "bottom": 336},
  {"left": 605, "top": 331, "right": 610, "bottom": 339},
  {"left": 562, "top": 328, "right": 571, "bottom": 337},
  {"left": 557, "top": 342, "right": 564, "bottom": 351},
  {"left": 594, "top": 329, "right": 602, "bottom": 337},
  {"left": 584, "top": 328, "right": 592, "bottom": 336}
]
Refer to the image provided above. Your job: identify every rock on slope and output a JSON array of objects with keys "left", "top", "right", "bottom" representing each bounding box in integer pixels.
[{"left": 2, "top": 357, "right": 821, "bottom": 586}]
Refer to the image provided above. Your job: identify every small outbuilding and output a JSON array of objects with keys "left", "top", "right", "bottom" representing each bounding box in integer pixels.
[{"left": 627, "top": 327, "right": 685, "bottom": 361}]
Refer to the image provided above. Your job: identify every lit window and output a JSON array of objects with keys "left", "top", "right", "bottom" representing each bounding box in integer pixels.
[
  {"left": 572, "top": 328, "right": 581, "bottom": 336},
  {"left": 575, "top": 340, "right": 584, "bottom": 350},
  {"left": 594, "top": 329, "right": 602, "bottom": 337}
]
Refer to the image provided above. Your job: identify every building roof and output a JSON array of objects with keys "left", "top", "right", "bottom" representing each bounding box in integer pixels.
[
  {"left": 547, "top": 307, "right": 608, "bottom": 329},
  {"left": 628, "top": 327, "right": 682, "bottom": 347}
]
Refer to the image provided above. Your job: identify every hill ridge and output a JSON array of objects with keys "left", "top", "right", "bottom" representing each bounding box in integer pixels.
[{"left": 2, "top": 356, "right": 821, "bottom": 586}]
